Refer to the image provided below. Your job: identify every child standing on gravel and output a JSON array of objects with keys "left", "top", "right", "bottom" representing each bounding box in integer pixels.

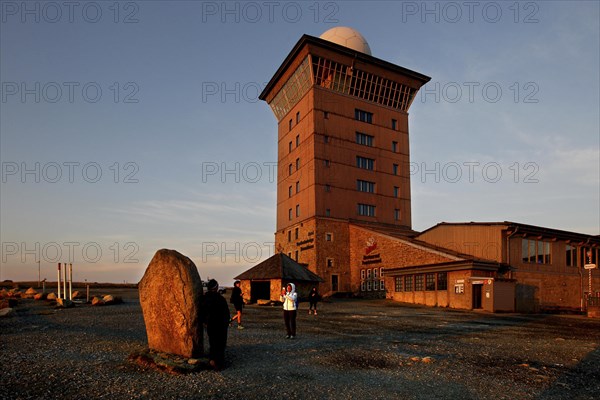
[
  {"left": 280, "top": 283, "right": 297, "bottom": 339},
  {"left": 308, "top": 287, "right": 320, "bottom": 315}
]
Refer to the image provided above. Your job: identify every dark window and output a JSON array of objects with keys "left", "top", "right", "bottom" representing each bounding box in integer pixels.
[
  {"left": 288, "top": 119, "right": 292, "bottom": 131},
  {"left": 288, "top": 208, "right": 292, "bottom": 220},
  {"left": 287, "top": 230, "right": 291, "bottom": 242},
  {"left": 356, "top": 156, "right": 375, "bottom": 170},
  {"left": 415, "top": 274, "right": 424, "bottom": 291},
  {"left": 324, "top": 159, "right": 330, "bottom": 167},
  {"left": 296, "top": 111, "right": 300, "bottom": 124},
  {"left": 295, "top": 158, "right": 300, "bottom": 170},
  {"left": 295, "top": 250, "right": 298, "bottom": 261},
  {"left": 288, "top": 164, "right": 292, "bottom": 176},
  {"left": 296, "top": 135, "right": 300, "bottom": 147},
  {"left": 288, "top": 141, "right": 292, "bottom": 152},
  {"left": 437, "top": 272, "right": 448, "bottom": 291},
  {"left": 324, "top": 135, "right": 329, "bottom": 143},
  {"left": 394, "top": 186, "right": 399, "bottom": 197},
  {"left": 325, "top": 184, "right": 331, "bottom": 192},
  {"left": 356, "top": 132, "right": 374, "bottom": 147},
  {"left": 392, "top": 119, "right": 397, "bottom": 130},
  {"left": 566, "top": 245, "right": 577, "bottom": 267},
  {"left": 288, "top": 186, "right": 292, "bottom": 198},
  {"left": 357, "top": 180, "right": 375, "bottom": 193},
  {"left": 358, "top": 203, "right": 376, "bottom": 217},
  {"left": 392, "top": 141, "right": 398, "bottom": 152},
  {"left": 404, "top": 275, "right": 413, "bottom": 291},
  {"left": 296, "top": 204, "right": 300, "bottom": 217},
  {"left": 355, "top": 109, "right": 373, "bottom": 123},
  {"left": 393, "top": 164, "right": 398, "bottom": 175},
  {"left": 294, "top": 228, "right": 298, "bottom": 240},
  {"left": 581, "top": 247, "right": 598, "bottom": 267},
  {"left": 426, "top": 273, "right": 435, "bottom": 291},
  {"left": 324, "top": 111, "right": 329, "bottom": 119},
  {"left": 325, "top": 208, "right": 331, "bottom": 217},
  {"left": 295, "top": 181, "right": 300, "bottom": 193},
  {"left": 326, "top": 233, "right": 332, "bottom": 241},
  {"left": 394, "top": 209, "right": 400, "bottom": 221},
  {"left": 395, "top": 277, "right": 403, "bottom": 292},
  {"left": 327, "top": 258, "right": 334, "bottom": 267}
]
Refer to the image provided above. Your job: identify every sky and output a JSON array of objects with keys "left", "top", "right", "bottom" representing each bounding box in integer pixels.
[{"left": 1, "top": 0, "right": 599, "bottom": 285}]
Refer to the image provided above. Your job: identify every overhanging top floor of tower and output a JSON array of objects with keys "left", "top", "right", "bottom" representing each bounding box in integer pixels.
[{"left": 259, "top": 34, "right": 431, "bottom": 119}]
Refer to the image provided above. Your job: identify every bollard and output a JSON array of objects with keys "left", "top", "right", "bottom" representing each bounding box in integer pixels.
[
  {"left": 63, "top": 263, "right": 67, "bottom": 300},
  {"left": 69, "top": 263, "right": 73, "bottom": 300},
  {"left": 86, "top": 284, "right": 90, "bottom": 303},
  {"left": 57, "top": 263, "right": 62, "bottom": 299}
]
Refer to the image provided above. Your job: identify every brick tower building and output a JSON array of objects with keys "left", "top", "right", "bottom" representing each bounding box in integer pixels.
[{"left": 259, "top": 27, "right": 430, "bottom": 295}]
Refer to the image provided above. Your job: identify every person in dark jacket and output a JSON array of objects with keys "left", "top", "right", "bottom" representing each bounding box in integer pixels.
[
  {"left": 229, "top": 280, "right": 244, "bottom": 329},
  {"left": 308, "top": 286, "right": 320, "bottom": 315},
  {"left": 202, "top": 279, "right": 230, "bottom": 370}
]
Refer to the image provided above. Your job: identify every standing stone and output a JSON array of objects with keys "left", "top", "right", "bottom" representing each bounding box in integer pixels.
[{"left": 139, "top": 249, "right": 203, "bottom": 358}]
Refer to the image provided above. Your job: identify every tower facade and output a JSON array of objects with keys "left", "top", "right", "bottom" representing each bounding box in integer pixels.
[{"left": 259, "top": 28, "right": 430, "bottom": 294}]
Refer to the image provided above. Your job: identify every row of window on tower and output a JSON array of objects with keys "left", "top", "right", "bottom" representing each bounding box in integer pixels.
[
  {"left": 356, "top": 156, "right": 399, "bottom": 175},
  {"left": 357, "top": 180, "right": 401, "bottom": 197},
  {"left": 288, "top": 111, "right": 301, "bottom": 131},
  {"left": 286, "top": 229, "right": 333, "bottom": 243},
  {"left": 357, "top": 203, "right": 402, "bottom": 220},
  {"left": 355, "top": 108, "right": 398, "bottom": 131},
  {"left": 356, "top": 132, "right": 399, "bottom": 153}
]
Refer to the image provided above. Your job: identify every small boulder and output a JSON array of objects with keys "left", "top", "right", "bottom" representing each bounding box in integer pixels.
[
  {"left": 46, "top": 292, "right": 57, "bottom": 300},
  {"left": 103, "top": 295, "right": 115, "bottom": 303},
  {"left": 56, "top": 298, "right": 75, "bottom": 308},
  {"left": 25, "top": 287, "right": 37, "bottom": 295},
  {"left": 72, "top": 290, "right": 85, "bottom": 299},
  {"left": 103, "top": 295, "right": 122, "bottom": 305},
  {"left": 91, "top": 296, "right": 105, "bottom": 306},
  {"left": 257, "top": 299, "right": 272, "bottom": 306},
  {"left": 0, "top": 307, "right": 15, "bottom": 317},
  {"left": 34, "top": 293, "right": 47, "bottom": 301}
]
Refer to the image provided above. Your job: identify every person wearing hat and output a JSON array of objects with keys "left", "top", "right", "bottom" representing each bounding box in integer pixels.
[{"left": 201, "top": 279, "right": 230, "bottom": 370}]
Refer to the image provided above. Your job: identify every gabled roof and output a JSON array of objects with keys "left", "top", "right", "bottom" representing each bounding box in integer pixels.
[
  {"left": 350, "top": 223, "right": 490, "bottom": 263},
  {"left": 235, "top": 253, "right": 323, "bottom": 282}
]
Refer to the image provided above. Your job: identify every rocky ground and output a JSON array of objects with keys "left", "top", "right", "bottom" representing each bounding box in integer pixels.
[{"left": 1, "top": 288, "right": 600, "bottom": 399}]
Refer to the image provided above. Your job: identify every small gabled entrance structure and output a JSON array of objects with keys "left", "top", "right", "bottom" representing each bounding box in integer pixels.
[{"left": 235, "top": 253, "right": 323, "bottom": 303}]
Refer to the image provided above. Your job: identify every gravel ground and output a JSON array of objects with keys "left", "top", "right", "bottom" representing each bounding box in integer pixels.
[{"left": 2, "top": 288, "right": 600, "bottom": 400}]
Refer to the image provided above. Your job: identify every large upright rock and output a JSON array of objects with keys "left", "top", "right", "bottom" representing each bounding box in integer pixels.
[{"left": 139, "top": 249, "right": 203, "bottom": 358}]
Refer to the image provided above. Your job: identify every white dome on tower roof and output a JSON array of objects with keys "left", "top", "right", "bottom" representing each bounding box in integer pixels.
[{"left": 319, "top": 27, "right": 372, "bottom": 56}]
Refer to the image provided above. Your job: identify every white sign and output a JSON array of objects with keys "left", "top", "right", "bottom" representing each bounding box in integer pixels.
[{"left": 584, "top": 264, "right": 597, "bottom": 270}]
